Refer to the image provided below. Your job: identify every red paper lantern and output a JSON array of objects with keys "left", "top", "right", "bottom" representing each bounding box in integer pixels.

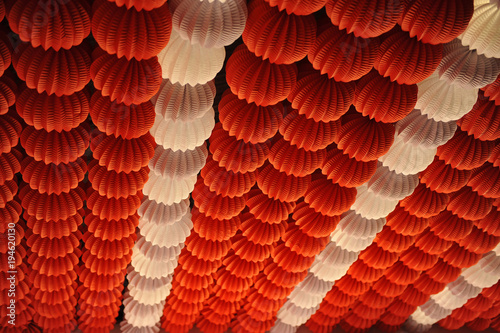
[
  {"left": 90, "top": 91, "right": 155, "bottom": 140},
  {"left": 304, "top": 174, "right": 357, "bottom": 216},
  {"left": 399, "top": 0, "right": 474, "bottom": 44},
  {"left": 108, "top": 0, "right": 167, "bottom": 11},
  {"left": 192, "top": 208, "right": 241, "bottom": 242},
  {"left": 17, "top": 88, "right": 89, "bottom": 133},
  {"left": 92, "top": 0, "right": 171, "bottom": 60},
  {"left": 448, "top": 186, "right": 493, "bottom": 220},
  {"left": 288, "top": 69, "right": 355, "bottom": 122},
  {"left": 21, "top": 157, "right": 87, "bottom": 195},
  {"left": 458, "top": 94, "right": 500, "bottom": 141},
  {"left": 257, "top": 162, "right": 311, "bottom": 202},
  {"left": 308, "top": 24, "right": 380, "bottom": 82},
  {"left": 7, "top": 0, "right": 91, "bottom": 50},
  {"left": 244, "top": 0, "right": 316, "bottom": 64},
  {"left": 246, "top": 189, "right": 296, "bottom": 223},
  {"left": 428, "top": 209, "right": 474, "bottom": 241},
  {"left": 91, "top": 50, "right": 162, "bottom": 106},
  {"left": 13, "top": 42, "right": 91, "bottom": 96},
  {"left": 325, "top": 0, "right": 402, "bottom": 38},
  {"left": 218, "top": 89, "right": 283, "bottom": 144},
  {"left": 21, "top": 124, "right": 90, "bottom": 165},
  {"left": 374, "top": 29, "right": 443, "bottom": 85},
  {"left": 0, "top": 148, "right": 21, "bottom": 186},
  {"left": 226, "top": 44, "right": 298, "bottom": 106},
  {"left": 354, "top": 70, "right": 417, "bottom": 123},
  {"left": 0, "top": 76, "right": 16, "bottom": 115},
  {"left": 86, "top": 189, "right": 142, "bottom": 220},
  {"left": 91, "top": 132, "right": 155, "bottom": 173},
  {"left": 436, "top": 129, "right": 495, "bottom": 170},
  {"left": 335, "top": 112, "right": 395, "bottom": 162},
  {"left": 0, "top": 114, "right": 21, "bottom": 154},
  {"left": 293, "top": 201, "right": 340, "bottom": 238}
]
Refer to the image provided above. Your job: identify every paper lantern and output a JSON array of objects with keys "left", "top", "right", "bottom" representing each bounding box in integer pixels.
[
  {"left": 0, "top": 149, "right": 21, "bottom": 186},
  {"left": 268, "top": 137, "right": 326, "bottom": 177},
  {"left": 308, "top": 24, "right": 379, "bottom": 82},
  {"left": 86, "top": 214, "right": 138, "bottom": 241},
  {"left": 226, "top": 44, "right": 297, "bottom": 106},
  {"left": 428, "top": 210, "right": 473, "bottom": 242},
  {"left": 192, "top": 177, "right": 246, "bottom": 220},
  {"left": 7, "top": 0, "right": 90, "bottom": 51},
  {"left": 193, "top": 208, "right": 240, "bottom": 242},
  {"left": 149, "top": 144, "right": 208, "bottom": 179},
  {"left": 13, "top": 42, "right": 91, "bottom": 96},
  {"left": 279, "top": 109, "right": 339, "bottom": 151},
  {"left": 293, "top": 202, "right": 340, "bottom": 238},
  {"left": 91, "top": 50, "right": 162, "bottom": 105},
  {"left": 375, "top": 29, "right": 442, "bottom": 85},
  {"left": 210, "top": 124, "right": 270, "bottom": 173},
  {"left": 458, "top": 0, "right": 500, "bottom": 58},
  {"left": 243, "top": 0, "right": 316, "bottom": 64},
  {"left": 482, "top": 74, "right": 500, "bottom": 105},
  {"left": 91, "top": 132, "right": 155, "bottom": 173},
  {"left": 219, "top": 89, "right": 283, "bottom": 144},
  {"left": 304, "top": 175, "right": 357, "bottom": 216},
  {"left": 202, "top": 157, "right": 256, "bottom": 198},
  {"left": 17, "top": 88, "right": 89, "bottom": 133},
  {"left": 143, "top": 172, "right": 196, "bottom": 205},
  {"left": 170, "top": 0, "right": 247, "bottom": 48},
  {"left": 21, "top": 124, "right": 89, "bottom": 165},
  {"left": 476, "top": 206, "right": 500, "bottom": 237},
  {"left": 420, "top": 157, "right": 471, "bottom": 193},
  {"left": 257, "top": 162, "right": 310, "bottom": 202},
  {"left": 354, "top": 70, "right": 417, "bottom": 123},
  {"left": 467, "top": 163, "right": 500, "bottom": 199},
  {"left": 92, "top": 0, "right": 171, "bottom": 60},
  {"left": 150, "top": 110, "right": 215, "bottom": 152},
  {"left": 87, "top": 190, "right": 142, "bottom": 220},
  {"left": 448, "top": 186, "right": 493, "bottom": 221},
  {"left": 335, "top": 112, "right": 395, "bottom": 162},
  {"left": 399, "top": 0, "right": 473, "bottom": 44},
  {"left": 367, "top": 164, "right": 419, "bottom": 200},
  {"left": 0, "top": 76, "right": 16, "bottom": 115},
  {"left": 19, "top": 186, "right": 85, "bottom": 221},
  {"left": 322, "top": 147, "right": 377, "bottom": 188},
  {"left": 158, "top": 30, "right": 225, "bottom": 86},
  {"left": 458, "top": 95, "right": 500, "bottom": 141},
  {"left": 438, "top": 39, "right": 500, "bottom": 89},
  {"left": 153, "top": 79, "right": 216, "bottom": 121},
  {"left": 400, "top": 184, "right": 449, "bottom": 218},
  {"left": 139, "top": 197, "right": 190, "bottom": 226},
  {"left": 21, "top": 157, "right": 86, "bottom": 195},
  {"left": 246, "top": 189, "right": 296, "bottom": 223},
  {"left": 288, "top": 69, "right": 355, "bottom": 122},
  {"left": 325, "top": 0, "right": 401, "bottom": 38},
  {"left": 436, "top": 129, "right": 495, "bottom": 170},
  {"left": 240, "top": 214, "right": 287, "bottom": 245},
  {"left": 90, "top": 91, "right": 155, "bottom": 140},
  {"left": 88, "top": 160, "right": 148, "bottom": 199}
]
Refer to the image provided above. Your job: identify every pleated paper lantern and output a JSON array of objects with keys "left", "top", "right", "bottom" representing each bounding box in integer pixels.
[
  {"left": 108, "top": 0, "right": 167, "bottom": 11},
  {"left": 91, "top": 132, "right": 155, "bottom": 173},
  {"left": 7, "top": 0, "right": 91, "bottom": 51},
  {"left": 210, "top": 124, "right": 270, "bottom": 173},
  {"left": 458, "top": 95, "right": 500, "bottom": 141},
  {"left": 88, "top": 161, "right": 148, "bottom": 198},
  {"left": 0, "top": 114, "right": 21, "bottom": 154},
  {"left": 90, "top": 91, "right": 155, "bottom": 140},
  {"left": 375, "top": 29, "right": 443, "bottom": 85},
  {"left": 257, "top": 162, "right": 310, "bottom": 202},
  {"left": 218, "top": 89, "right": 283, "bottom": 144},
  {"left": 304, "top": 174, "right": 357, "bottom": 216},
  {"left": 399, "top": 0, "right": 473, "bottom": 44},
  {"left": 367, "top": 164, "right": 419, "bottom": 200},
  {"left": 92, "top": 0, "right": 171, "bottom": 60},
  {"left": 322, "top": 146, "right": 377, "bottom": 188},
  {"left": 0, "top": 76, "right": 16, "bottom": 115},
  {"left": 22, "top": 157, "right": 87, "bottom": 195},
  {"left": 157, "top": 30, "right": 225, "bottom": 86},
  {"left": 335, "top": 112, "right": 395, "bottom": 162},
  {"left": 0, "top": 149, "right": 21, "bottom": 185},
  {"left": 149, "top": 144, "right": 208, "bottom": 179},
  {"left": 385, "top": 205, "right": 428, "bottom": 236},
  {"left": 293, "top": 202, "right": 341, "bottom": 238},
  {"left": 13, "top": 42, "right": 91, "bottom": 96},
  {"left": 436, "top": 129, "right": 495, "bottom": 170},
  {"left": 325, "top": 0, "right": 401, "bottom": 38},
  {"left": 91, "top": 50, "right": 162, "bottom": 106},
  {"left": 170, "top": 0, "right": 247, "bottom": 48},
  {"left": 400, "top": 184, "right": 449, "bottom": 218},
  {"left": 354, "top": 70, "right": 417, "bottom": 123},
  {"left": 448, "top": 186, "right": 493, "bottom": 220},
  {"left": 192, "top": 178, "right": 246, "bottom": 220},
  {"left": 21, "top": 124, "right": 90, "bottom": 165},
  {"left": 467, "top": 163, "right": 500, "bottom": 199},
  {"left": 308, "top": 24, "right": 379, "bottom": 82},
  {"left": 226, "top": 44, "right": 297, "bottom": 106},
  {"left": 420, "top": 157, "right": 471, "bottom": 193},
  {"left": 246, "top": 189, "right": 296, "bottom": 223},
  {"left": 202, "top": 157, "right": 256, "bottom": 198},
  {"left": 459, "top": 0, "right": 500, "bottom": 58},
  {"left": 288, "top": 69, "right": 355, "bottom": 122},
  {"left": 243, "top": 0, "right": 316, "bottom": 64},
  {"left": 153, "top": 79, "right": 216, "bottom": 121},
  {"left": 150, "top": 110, "right": 215, "bottom": 152},
  {"left": 17, "top": 88, "right": 90, "bottom": 133},
  {"left": 438, "top": 39, "right": 500, "bottom": 89}
]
